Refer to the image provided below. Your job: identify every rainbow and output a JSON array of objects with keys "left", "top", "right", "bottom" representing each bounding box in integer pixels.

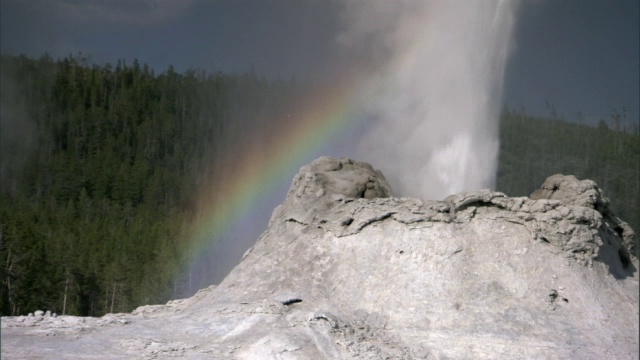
[{"left": 183, "top": 71, "right": 368, "bottom": 292}]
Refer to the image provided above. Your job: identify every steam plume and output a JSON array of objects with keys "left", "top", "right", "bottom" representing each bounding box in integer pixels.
[{"left": 344, "top": 1, "right": 519, "bottom": 199}]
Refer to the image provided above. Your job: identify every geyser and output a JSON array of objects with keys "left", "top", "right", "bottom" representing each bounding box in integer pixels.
[{"left": 345, "top": 0, "right": 519, "bottom": 199}]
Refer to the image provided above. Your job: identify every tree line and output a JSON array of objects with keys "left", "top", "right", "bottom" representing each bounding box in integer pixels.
[
  {"left": 1, "top": 54, "right": 638, "bottom": 316},
  {"left": 0, "top": 54, "right": 300, "bottom": 316}
]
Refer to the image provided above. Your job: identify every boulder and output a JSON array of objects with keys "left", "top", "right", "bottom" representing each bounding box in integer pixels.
[{"left": 531, "top": 173, "right": 638, "bottom": 259}]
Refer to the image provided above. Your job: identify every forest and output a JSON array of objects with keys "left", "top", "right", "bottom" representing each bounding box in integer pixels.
[
  {"left": 498, "top": 106, "right": 639, "bottom": 228},
  {"left": 1, "top": 54, "right": 638, "bottom": 316}
]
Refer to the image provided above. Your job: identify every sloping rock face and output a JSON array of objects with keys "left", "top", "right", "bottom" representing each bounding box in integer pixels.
[{"left": 2, "top": 157, "right": 638, "bottom": 359}]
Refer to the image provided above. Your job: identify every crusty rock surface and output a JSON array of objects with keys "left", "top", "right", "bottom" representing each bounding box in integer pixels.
[
  {"left": 2, "top": 157, "right": 638, "bottom": 359},
  {"left": 531, "top": 173, "right": 638, "bottom": 259}
]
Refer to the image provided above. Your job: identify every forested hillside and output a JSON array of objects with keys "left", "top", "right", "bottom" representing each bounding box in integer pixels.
[
  {"left": 497, "top": 108, "right": 639, "bottom": 233},
  {"left": 0, "top": 54, "right": 299, "bottom": 316},
  {"left": 1, "top": 54, "right": 638, "bottom": 317}
]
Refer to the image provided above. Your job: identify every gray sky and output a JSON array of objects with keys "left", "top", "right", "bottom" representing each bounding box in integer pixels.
[
  {"left": 1, "top": 0, "right": 638, "bottom": 122},
  {"left": 506, "top": 0, "right": 639, "bottom": 123}
]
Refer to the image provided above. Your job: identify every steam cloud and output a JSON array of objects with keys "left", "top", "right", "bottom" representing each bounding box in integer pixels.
[{"left": 343, "top": 0, "right": 519, "bottom": 200}]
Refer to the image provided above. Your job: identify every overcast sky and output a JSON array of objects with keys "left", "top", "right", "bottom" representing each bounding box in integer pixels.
[{"left": 1, "top": 0, "right": 638, "bottom": 123}]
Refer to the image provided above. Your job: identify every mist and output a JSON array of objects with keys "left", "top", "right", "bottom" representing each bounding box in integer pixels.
[
  {"left": 344, "top": 1, "right": 520, "bottom": 199},
  {"left": 187, "top": 0, "right": 522, "bottom": 287}
]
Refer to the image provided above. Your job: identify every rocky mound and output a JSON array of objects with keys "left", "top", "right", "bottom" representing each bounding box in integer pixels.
[{"left": 2, "top": 157, "right": 638, "bottom": 359}]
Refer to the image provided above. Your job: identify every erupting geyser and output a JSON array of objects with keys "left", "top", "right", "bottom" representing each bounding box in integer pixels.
[{"left": 347, "top": 0, "right": 519, "bottom": 199}]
